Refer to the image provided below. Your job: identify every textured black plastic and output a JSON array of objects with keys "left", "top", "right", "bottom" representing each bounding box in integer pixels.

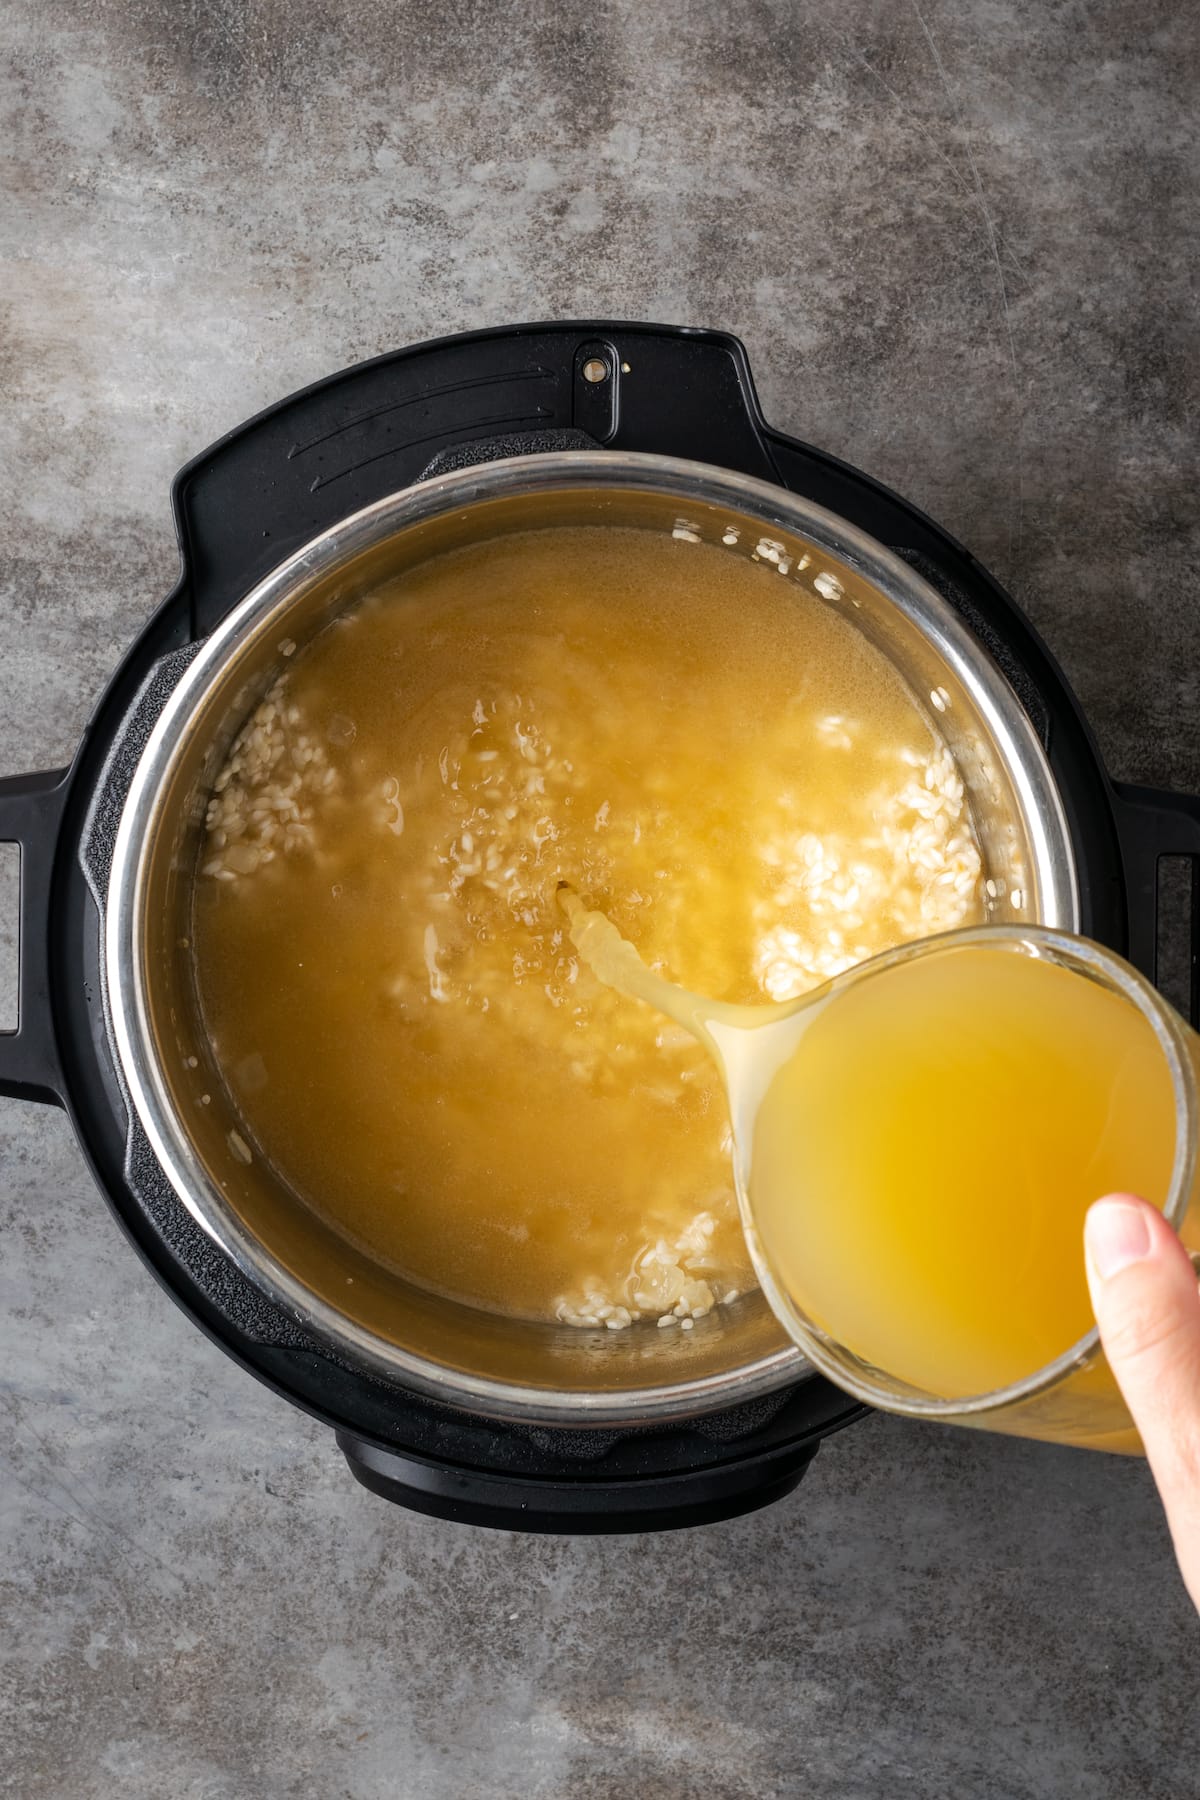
[
  {"left": 0, "top": 769, "right": 70, "bottom": 1104},
  {"left": 1110, "top": 783, "right": 1200, "bottom": 1025},
  {"left": 334, "top": 1373, "right": 863, "bottom": 1534},
  {"left": 340, "top": 1431, "right": 819, "bottom": 1534},
  {"left": 176, "top": 324, "right": 781, "bottom": 638},
  {"left": 418, "top": 425, "right": 598, "bottom": 481},
  {"left": 77, "top": 647, "right": 202, "bottom": 909}
]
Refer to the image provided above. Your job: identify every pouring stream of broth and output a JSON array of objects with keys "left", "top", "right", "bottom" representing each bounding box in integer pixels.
[{"left": 557, "top": 886, "right": 1177, "bottom": 1401}]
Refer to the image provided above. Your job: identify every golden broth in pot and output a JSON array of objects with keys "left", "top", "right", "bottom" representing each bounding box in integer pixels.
[{"left": 193, "top": 522, "right": 985, "bottom": 1332}]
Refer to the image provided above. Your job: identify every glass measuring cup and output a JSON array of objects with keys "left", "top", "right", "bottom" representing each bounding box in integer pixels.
[{"left": 562, "top": 897, "right": 1200, "bottom": 1453}]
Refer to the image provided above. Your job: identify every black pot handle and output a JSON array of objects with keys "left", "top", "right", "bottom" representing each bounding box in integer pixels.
[
  {"left": 175, "top": 324, "right": 785, "bottom": 638},
  {"left": 0, "top": 768, "right": 69, "bottom": 1105},
  {"left": 1110, "top": 780, "right": 1200, "bottom": 1026}
]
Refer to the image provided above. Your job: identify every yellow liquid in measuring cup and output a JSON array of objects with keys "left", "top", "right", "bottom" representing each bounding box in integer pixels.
[
  {"left": 748, "top": 945, "right": 1177, "bottom": 1395},
  {"left": 563, "top": 897, "right": 1178, "bottom": 1400}
]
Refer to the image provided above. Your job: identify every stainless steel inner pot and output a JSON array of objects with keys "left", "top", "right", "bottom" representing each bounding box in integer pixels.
[{"left": 105, "top": 452, "right": 1079, "bottom": 1425}]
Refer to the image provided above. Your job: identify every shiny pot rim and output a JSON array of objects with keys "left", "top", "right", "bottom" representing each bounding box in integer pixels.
[{"left": 104, "top": 450, "right": 1080, "bottom": 1425}]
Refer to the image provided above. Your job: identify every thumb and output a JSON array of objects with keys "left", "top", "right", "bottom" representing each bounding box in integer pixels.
[{"left": 1085, "top": 1194, "right": 1200, "bottom": 1611}]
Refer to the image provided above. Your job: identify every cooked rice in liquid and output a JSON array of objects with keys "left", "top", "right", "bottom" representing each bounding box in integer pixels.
[{"left": 194, "top": 524, "right": 984, "bottom": 1328}]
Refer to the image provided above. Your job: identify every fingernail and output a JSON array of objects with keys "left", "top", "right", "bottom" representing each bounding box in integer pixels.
[{"left": 1086, "top": 1198, "right": 1153, "bottom": 1280}]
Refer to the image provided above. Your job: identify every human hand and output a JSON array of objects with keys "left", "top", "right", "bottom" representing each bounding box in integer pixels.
[{"left": 1085, "top": 1194, "right": 1200, "bottom": 1612}]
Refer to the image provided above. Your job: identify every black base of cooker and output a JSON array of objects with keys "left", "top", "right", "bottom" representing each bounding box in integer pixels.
[
  {"left": 341, "top": 1441, "right": 817, "bottom": 1535},
  {"left": 336, "top": 1376, "right": 858, "bottom": 1533},
  {"left": 3, "top": 321, "right": 1199, "bottom": 1533}
]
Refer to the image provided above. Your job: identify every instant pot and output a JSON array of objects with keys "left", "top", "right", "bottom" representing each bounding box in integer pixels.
[{"left": 3, "top": 322, "right": 1198, "bottom": 1533}]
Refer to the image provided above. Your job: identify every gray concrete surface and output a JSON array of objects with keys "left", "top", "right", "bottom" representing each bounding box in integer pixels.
[{"left": 3, "top": 1, "right": 1199, "bottom": 1795}]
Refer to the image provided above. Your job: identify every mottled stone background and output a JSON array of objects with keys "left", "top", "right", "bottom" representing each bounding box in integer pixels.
[{"left": 2, "top": 2, "right": 1198, "bottom": 1796}]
